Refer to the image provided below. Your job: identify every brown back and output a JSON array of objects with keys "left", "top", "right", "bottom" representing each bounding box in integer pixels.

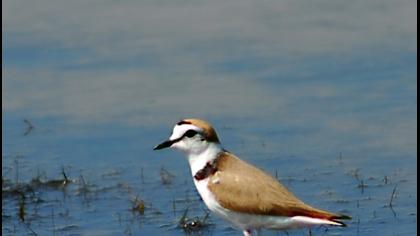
[{"left": 208, "top": 152, "right": 343, "bottom": 220}]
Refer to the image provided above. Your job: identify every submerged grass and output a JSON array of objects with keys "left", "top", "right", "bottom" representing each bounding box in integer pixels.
[
  {"left": 178, "top": 208, "right": 212, "bottom": 234},
  {"left": 2, "top": 151, "right": 415, "bottom": 236},
  {"left": 2, "top": 161, "right": 214, "bottom": 236}
]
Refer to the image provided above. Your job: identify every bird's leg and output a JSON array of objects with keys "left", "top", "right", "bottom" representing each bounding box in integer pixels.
[{"left": 243, "top": 229, "right": 252, "bottom": 236}]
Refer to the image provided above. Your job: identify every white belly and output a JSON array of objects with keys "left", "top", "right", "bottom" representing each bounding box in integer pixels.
[
  {"left": 186, "top": 146, "right": 338, "bottom": 231},
  {"left": 193, "top": 178, "right": 290, "bottom": 230},
  {"left": 193, "top": 178, "right": 340, "bottom": 231}
]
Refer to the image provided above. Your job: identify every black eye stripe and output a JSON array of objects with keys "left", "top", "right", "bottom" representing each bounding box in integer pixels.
[
  {"left": 184, "top": 129, "right": 198, "bottom": 138},
  {"left": 177, "top": 120, "right": 192, "bottom": 126}
]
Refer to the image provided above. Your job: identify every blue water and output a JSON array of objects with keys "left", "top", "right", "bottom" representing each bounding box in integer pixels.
[
  {"left": 2, "top": 111, "right": 416, "bottom": 236},
  {"left": 3, "top": 1, "right": 417, "bottom": 235}
]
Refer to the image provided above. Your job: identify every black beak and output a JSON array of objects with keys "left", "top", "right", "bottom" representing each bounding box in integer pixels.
[{"left": 153, "top": 140, "right": 175, "bottom": 150}]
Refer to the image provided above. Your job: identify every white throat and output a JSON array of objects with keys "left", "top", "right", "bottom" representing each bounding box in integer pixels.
[{"left": 187, "top": 142, "right": 222, "bottom": 177}]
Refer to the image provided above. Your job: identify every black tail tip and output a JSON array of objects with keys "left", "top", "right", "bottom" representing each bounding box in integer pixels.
[
  {"left": 338, "top": 214, "right": 352, "bottom": 220},
  {"left": 333, "top": 214, "right": 351, "bottom": 227}
]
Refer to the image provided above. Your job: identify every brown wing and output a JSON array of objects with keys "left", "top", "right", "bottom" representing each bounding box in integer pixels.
[{"left": 208, "top": 152, "right": 346, "bottom": 221}]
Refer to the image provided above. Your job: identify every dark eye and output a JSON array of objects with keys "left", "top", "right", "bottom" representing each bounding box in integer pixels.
[{"left": 184, "top": 130, "right": 198, "bottom": 138}]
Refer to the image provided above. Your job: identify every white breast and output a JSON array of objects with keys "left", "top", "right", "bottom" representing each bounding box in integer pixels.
[
  {"left": 187, "top": 144, "right": 253, "bottom": 230},
  {"left": 187, "top": 144, "right": 237, "bottom": 225},
  {"left": 187, "top": 146, "right": 340, "bottom": 231}
]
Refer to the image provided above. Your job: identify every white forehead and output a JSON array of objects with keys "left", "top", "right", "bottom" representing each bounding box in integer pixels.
[{"left": 169, "top": 124, "right": 203, "bottom": 140}]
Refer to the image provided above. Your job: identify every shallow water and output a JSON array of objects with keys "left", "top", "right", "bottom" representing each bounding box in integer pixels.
[
  {"left": 2, "top": 112, "right": 416, "bottom": 236},
  {"left": 3, "top": 1, "right": 417, "bottom": 235}
]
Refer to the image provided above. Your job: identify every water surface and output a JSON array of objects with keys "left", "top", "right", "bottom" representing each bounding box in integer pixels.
[{"left": 3, "top": 1, "right": 417, "bottom": 235}]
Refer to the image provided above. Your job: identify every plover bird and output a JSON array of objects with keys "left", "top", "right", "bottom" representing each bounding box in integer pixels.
[{"left": 154, "top": 119, "right": 350, "bottom": 236}]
